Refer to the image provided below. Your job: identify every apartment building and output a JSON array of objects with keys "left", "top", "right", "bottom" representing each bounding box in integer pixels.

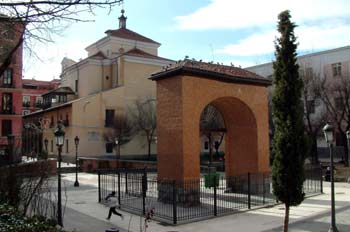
[
  {"left": 246, "top": 46, "right": 350, "bottom": 148},
  {"left": 22, "top": 79, "right": 60, "bottom": 115},
  {"left": 0, "top": 21, "right": 24, "bottom": 160}
]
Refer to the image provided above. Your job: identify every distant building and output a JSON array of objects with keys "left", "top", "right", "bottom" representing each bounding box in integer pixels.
[
  {"left": 23, "top": 10, "right": 173, "bottom": 159},
  {"left": 0, "top": 20, "right": 24, "bottom": 160},
  {"left": 246, "top": 46, "right": 350, "bottom": 81},
  {"left": 246, "top": 46, "right": 350, "bottom": 154},
  {"left": 22, "top": 79, "right": 60, "bottom": 115}
]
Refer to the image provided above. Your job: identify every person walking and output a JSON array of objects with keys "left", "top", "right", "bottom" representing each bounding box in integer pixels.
[{"left": 105, "top": 191, "right": 124, "bottom": 220}]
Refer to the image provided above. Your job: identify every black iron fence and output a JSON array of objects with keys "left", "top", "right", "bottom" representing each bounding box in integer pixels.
[{"left": 98, "top": 165, "right": 322, "bottom": 224}]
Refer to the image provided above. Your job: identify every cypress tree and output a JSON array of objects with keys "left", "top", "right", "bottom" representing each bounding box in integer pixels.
[{"left": 271, "top": 10, "right": 306, "bottom": 232}]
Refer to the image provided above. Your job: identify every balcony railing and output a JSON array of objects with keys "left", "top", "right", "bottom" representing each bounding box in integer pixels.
[
  {"left": 0, "top": 106, "right": 15, "bottom": 115},
  {"left": 0, "top": 84, "right": 15, "bottom": 88},
  {"left": 23, "top": 102, "right": 30, "bottom": 107},
  {"left": 35, "top": 102, "right": 44, "bottom": 108}
]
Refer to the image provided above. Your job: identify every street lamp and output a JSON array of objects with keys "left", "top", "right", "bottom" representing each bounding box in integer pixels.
[
  {"left": 54, "top": 121, "right": 65, "bottom": 227},
  {"left": 7, "top": 134, "right": 14, "bottom": 163},
  {"left": 44, "top": 138, "right": 48, "bottom": 152},
  {"left": 74, "top": 136, "right": 80, "bottom": 187},
  {"left": 323, "top": 123, "right": 339, "bottom": 232},
  {"left": 115, "top": 138, "right": 119, "bottom": 159}
]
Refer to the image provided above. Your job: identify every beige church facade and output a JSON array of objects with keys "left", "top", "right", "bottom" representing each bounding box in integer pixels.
[{"left": 23, "top": 10, "right": 173, "bottom": 159}]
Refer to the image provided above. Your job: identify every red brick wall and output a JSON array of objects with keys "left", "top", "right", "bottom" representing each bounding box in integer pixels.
[
  {"left": 79, "top": 158, "right": 156, "bottom": 172},
  {"left": 156, "top": 75, "right": 270, "bottom": 181},
  {"left": 0, "top": 22, "right": 24, "bottom": 154}
]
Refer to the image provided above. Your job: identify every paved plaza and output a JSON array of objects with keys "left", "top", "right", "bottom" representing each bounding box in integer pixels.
[{"left": 60, "top": 173, "right": 350, "bottom": 232}]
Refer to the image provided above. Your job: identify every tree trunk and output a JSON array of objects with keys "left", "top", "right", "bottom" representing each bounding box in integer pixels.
[
  {"left": 341, "top": 132, "right": 349, "bottom": 167},
  {"left": 148, "top": 140, "right": 151, "bottom": 160},
  {"left": 284, "top": 203, "right": 290, "bottom": 232},
  {"left": 311, "top": 136, "right": 319, "bottom": 164}
]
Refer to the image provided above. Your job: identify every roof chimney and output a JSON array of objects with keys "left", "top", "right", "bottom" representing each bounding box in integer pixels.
[{"left": 118, "top": 9, "right": 127, "bottom": 29}]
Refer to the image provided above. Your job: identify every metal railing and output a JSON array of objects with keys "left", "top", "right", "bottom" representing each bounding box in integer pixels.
[{"left": 98, "top": 165, "right": 322, "bottom": 225}]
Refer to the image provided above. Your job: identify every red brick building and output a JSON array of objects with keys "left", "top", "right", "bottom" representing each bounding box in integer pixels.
[
  {"left": 22, "top": 79, "right": 60, "bottom": 115},
  {"left": 0, "top": 21, "right": 24, "bottom": 159}
]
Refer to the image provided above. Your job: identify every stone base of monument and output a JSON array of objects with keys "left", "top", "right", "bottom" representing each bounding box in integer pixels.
[{"left": 157, "top": 180, "right": 201, "bottom": 207}]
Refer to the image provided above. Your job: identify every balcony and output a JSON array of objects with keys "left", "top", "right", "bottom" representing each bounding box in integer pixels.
[
  {"left": 42, "top": 102, "right": 52, "bottom": 109},
  {"left": 0, "top": 107, "right": 15, "bottom": 115},
  {"left": 0, "top": 83, "right": 15, "bottom": 88},
  {"left": 35, "top": 102, "right": 44, "bottom": 108}
]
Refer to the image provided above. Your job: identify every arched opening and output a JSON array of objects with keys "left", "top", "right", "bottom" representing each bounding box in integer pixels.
[
  {"left": 199, "top": 104, "right": 226, "bottom": 173},
  {"left": 199, "top": 97, "right": 259, "bottom": 178}
]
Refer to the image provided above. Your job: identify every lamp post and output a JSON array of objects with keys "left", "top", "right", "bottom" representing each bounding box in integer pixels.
[
  {"left": 323, "top": 123, "right": 339, "bottom": 232},
  {"left": 44, "top": 138, "right": 48, "bottom": 152},
  {"left": 115, "top": 139, "right": 119, "bottom": 159},
  {"left": 7, "top": 134, "right": 14, "bottom": 163},
  {"left": 74, "top": 136, "right": 80, "bottom": 187},
  {"left": 54, "top": 121, "right": 65, "bottom": 227}
]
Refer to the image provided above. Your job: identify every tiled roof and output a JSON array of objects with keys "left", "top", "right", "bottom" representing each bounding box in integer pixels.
[
  {"left": 105, "top": 27, "right": 160, "bottom": 45},
  {"left": 42, "top": 86, "right": 75, "bottom": 96},
  {"left": 150, "top": 59, "right": 271, "bottom": 86},
  {"left": 124, "top": 48, "right": 172, "bottom": 62}
]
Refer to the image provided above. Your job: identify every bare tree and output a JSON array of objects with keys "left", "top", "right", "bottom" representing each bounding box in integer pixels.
[
  {"left": 131, "top": 98, "right": 157, "bottom": 160},
  {"left": 199, "top": 105, "right": 226, "bottom": 164},
  {"left": 0, "top": 0, "right": 123, "bottom": 76},
  {"left": 300, "top": 66, "right": 327, "bottom": 164},
  {"left": 316, "top": 73, "right": 350, "bottom": 167},
  {"left": 103, "top": 113, "right": 135, "bottom": 159}
]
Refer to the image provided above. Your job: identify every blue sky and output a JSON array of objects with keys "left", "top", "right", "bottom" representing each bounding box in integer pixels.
[{"left": 23, "top": 0, "right": 350, "bottom": 80}]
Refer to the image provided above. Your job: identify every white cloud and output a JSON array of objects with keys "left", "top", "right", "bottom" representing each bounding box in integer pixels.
[
  {"left": 216, "top": 24, "right": 350, "bottom": 57},
  {"left": 175, "top": 0, "right": 350, "bottom": 30},
  {"left": 216, "top": 31, "right": 277, "bottom": 56}
]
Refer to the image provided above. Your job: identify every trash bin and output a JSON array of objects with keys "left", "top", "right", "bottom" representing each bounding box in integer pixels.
[
  {"left": 105, "top": 228, "right": 119, "bottom": 232},
  {"left": 204, "top": 173, "right": 220, "bottom": 188}
]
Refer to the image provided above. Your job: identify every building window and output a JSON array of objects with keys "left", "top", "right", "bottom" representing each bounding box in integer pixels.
[
  {"left": 335, "top": 97, "right": 344, "bottom": 110},
  {"left": 332, "top": 63, "right": 342, "bottom": 77},
  {"left": 106, "top": 142, "right": 113, "bottom": 153},
  {"left": 35, "top": 96, "right": 43, "bottom": 108},
  {"left": 2, "top": 120, "right": 12, "bottom": 136},
  {"left": 51, "top": 140, "right": 53, "bottom": 152},
  {"left": 50, "top": 116, "right": 54, "bottom": 128},
  {"left": 75, "top": 79, "right": 78, "bottom": 92},
  {"left": 58, "top": 95, "right": 67, "bottom": 103},
  {"left": 105, "top": 109, "right": 115, "bottom": 127},
  {"left": 306, "top": 67, "right": 313, "bottom": 77},
  {"left": 204, "top": 141, "right": 209, "bottom": 150},
  {"left": 23, "top": 95, "right": 30, "bottom": 107},
  {"left": 2, "top": 93, "right": 12, "bottom": 113},
  {"left": 3, "top": 69, "right": 13, "bottom": 86},
  {"left": 63, "top": 114, "right": 69, "bottom": 127},
  {"left": 306, "top": 100, "right": 315, "bottom": 114},
  {"left": 66, "top": 139, "right": 69, "bottom": 153}
]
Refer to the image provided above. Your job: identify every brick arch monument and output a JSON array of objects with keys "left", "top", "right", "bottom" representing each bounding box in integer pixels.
[{"left": 151, "top": 60, "right": 271, "bottom": 185}]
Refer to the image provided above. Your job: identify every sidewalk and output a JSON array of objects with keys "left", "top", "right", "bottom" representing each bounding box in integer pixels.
[{"left": 61, "top": 173, "right": 350, "bottom": 232}]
